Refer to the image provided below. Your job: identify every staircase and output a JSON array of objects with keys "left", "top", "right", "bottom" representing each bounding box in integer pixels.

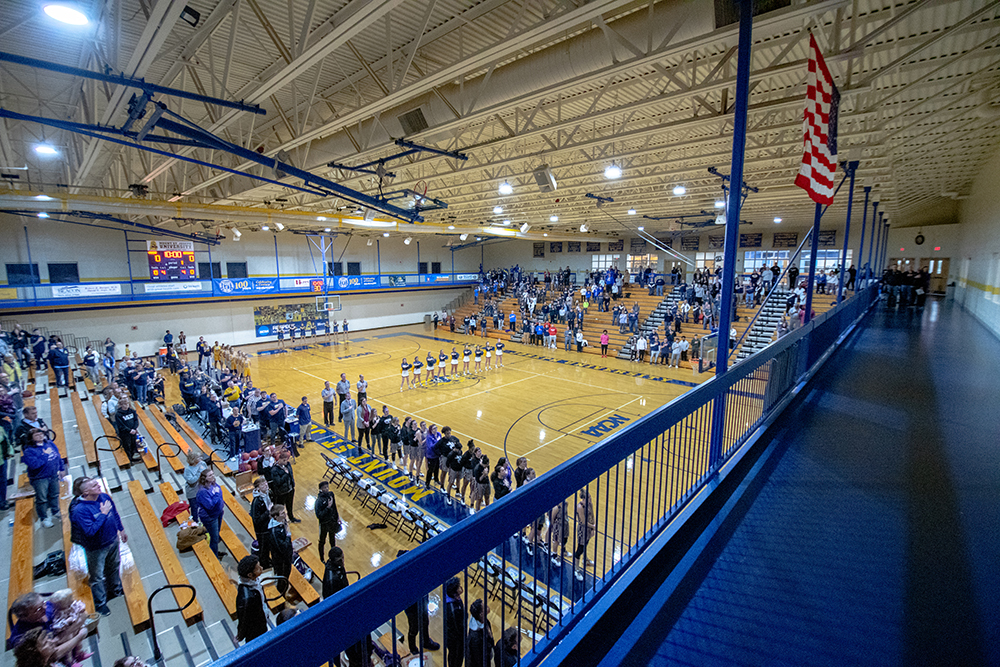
[
  {"left": 615, "top": 290, "right": 683, "bottom": 360},
  {"left": 734, "top": 289, "right": 791, "bottom": 361}
]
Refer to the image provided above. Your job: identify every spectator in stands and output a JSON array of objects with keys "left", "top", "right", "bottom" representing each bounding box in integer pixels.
[
  {"left": 114, "top": 395, "right": 141, "bottom": 461},
  {"left": 49, "top": 341, "right": 70, "bottom": 390},
  {"left": 0, "top": 420, "right": 11, "bottom": 510},
  {"left": 315, "top": 481, "right": 341, "bottom": 562},
  {"left": 114, "top": 658, "right": 151, "bottom": 667},
  {"left": 225, "top": 408, "right": 243, "bottom": 459},
  {"left": 48, "top": 589, "right": 91, "bottom": 665},
  {"left": 8, "top": 594, "right": 51, "bottom": 648},
  {"left": 573, "top": 489, "right": 596, "bottom": 582},
  {"left": 321, "top": 545, "right": 348, "bottom": 599},
  {"left": 398, "top": 550, "right": 440, "bottom": 653},
  {"left": 467, "top": 598, "right": 493, "bottom": 667},
  {"left": 183, "top": 450, "right": 208, "bottom": 522},
  {"left": 16, "top": 405, "right": 47, "bottom": 450},
  {"left": 340, "top": 392, "right": 357, "bottom": 443},
  {"left": 270, "top": 449, "right": 300, "bottom": 522},
  {"left": 494, "top": 627, "right": 520, "bottom": 667},
  {"left": 443, "top": 577, "right": 466, "bottom": 667},
  {"left": 236, "top": 555, "right": 268, "bottom": 643},
  {"left": 268, "top": 504, "right": 294, "bottom": 595},
  {"left": 296, "top": 396, "right": 311, "bottom": 447},
  {"left": 197, "top": 469, "right": 225, "bottom": 559},
  {"left": 71, "top": 478, "right": 127, "bottom": 615},
  {"left": 13, "top": 626, "right": 82, "bottom": 667},
  {"left": 22, "top": 429, "right": 64, "bottom": 527},
  {"left": 250, "top": 477, "right": 273, "bottom": 568}
]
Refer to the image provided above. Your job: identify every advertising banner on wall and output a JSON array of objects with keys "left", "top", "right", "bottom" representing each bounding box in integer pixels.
[
  {"left": 215, "top": 278, "right": 280, "bottom": 295},
  {"left": 253, "top": 302, "right": 328, "bottom": 337},
  {"left": 423, "top": 274, "right": 451, "bottom": 283},
  {"left": 51, "top": 283, "right": 123, "bottom": 298},
  {"left": 144, "top": 282, "right": 204, "bottom": 294},
  {"left": 324, "top": 275, "right": 380, "bottom": 290},
  {"left": 455, "top": 274, "right": 478, "bottom": 282}
]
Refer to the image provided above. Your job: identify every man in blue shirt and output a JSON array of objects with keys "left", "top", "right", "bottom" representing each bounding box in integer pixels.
[
  {"left": 49, "top": 341, "right": 70, "bottom": 389},
  {"left": 296, "top": 396, "right": 311, "bottom": 447},
  {"left": 163, "top": 330, "right": 174, "bottom": 352},
  {"left": 225, "top": 410, "right": 244, "bottom": 459},
  {"left": 70, "top": 478, "right": 127, "bottom": 615}
]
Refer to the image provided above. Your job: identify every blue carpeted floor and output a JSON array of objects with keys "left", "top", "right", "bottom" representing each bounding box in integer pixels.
[{"left": 646, "top": 299, "right": 1000, "bottom": 667}]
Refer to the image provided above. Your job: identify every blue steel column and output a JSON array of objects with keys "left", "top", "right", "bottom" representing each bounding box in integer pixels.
[
  {"left": 874, "top": 210, "right": 885, "bottom": 277},
  {"left": 274, "top": 236, "right": 280, "bottom": 282},
  {"left": 881, "top": 221, "right": 890, "bottom": 278},
  {"left": 837, "top": 161, "right": 858, "bottom": 303},
  {"left": 124, "top": 232, "right": 135, "bottom": 300},
  {"left": 866, "top": 200, "right": 879, "bottom": 286},
  {"left": 24, "top": 226, "right": 37, "bottom": 303},
  {"left": 208, "top": 242, "right": 215, "bottom": 296},
  {"left": 803, "top": 203, "right": 822, "bottom": 324},
  {"left": 709, "top": 0, "right": 754, "bottom": 466},
  {"left": 855, "top": 184, "right": 871, "bottom": 292}
]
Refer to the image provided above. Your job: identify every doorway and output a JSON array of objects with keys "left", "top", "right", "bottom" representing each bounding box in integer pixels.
[{"left": 927, "top": 258, "right": 950, "bottom": 294}]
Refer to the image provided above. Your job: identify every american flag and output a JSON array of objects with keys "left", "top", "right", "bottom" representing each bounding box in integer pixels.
[{"left": 794, "top": 34, "right": 840, "bottom": 205}]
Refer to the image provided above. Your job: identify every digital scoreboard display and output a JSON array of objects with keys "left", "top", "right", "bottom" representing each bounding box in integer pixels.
[{"left": 147, "top": 240, "right": 197, "bottom": 281}]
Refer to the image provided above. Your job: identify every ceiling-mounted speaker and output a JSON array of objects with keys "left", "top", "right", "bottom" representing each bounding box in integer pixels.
[
  {"left": 363, "top": 208, "right": 376, "bottom": 221},
  {"left": 533, "top": 165, "right": 557, "bottom": 192},
  {"left": 397, "top": 107, "right": 429, "bottom": 136},
  {"left": 274, "top": 150, "right": 292, "bottom": 179}
]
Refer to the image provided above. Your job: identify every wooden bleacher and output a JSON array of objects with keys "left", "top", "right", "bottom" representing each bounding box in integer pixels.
[
  {"left": 75, "top": 352, "right": 97, "bottom": 393},
  {"left": 172, "top": 410, "right": 234, "bottom": 476},
  {"left": 70, "top": 392, "right": 99, "bottom": 466},
  {"left": 6, "top": 478, "right": 34, "bottom": 640},
  {"left": 48, "top": 387, "right": 68, "bottom": 460},
  {"left": 93, "top": 396, "right": 132, "bottom": 468},
  {"left": 158, "top": 483, "right": 238, "bottom": 620},
  {"left": 59, "top": 482, "right": 95, "bottom": 617},
  {"left": 220, "top": 487, "right": 320, "bottom": 607},
  {"left": 127, "top": 481, "right": 204, "bottom": 626},
  {"left": 136, "top": 406, "right": 185, "bottom": 474}
]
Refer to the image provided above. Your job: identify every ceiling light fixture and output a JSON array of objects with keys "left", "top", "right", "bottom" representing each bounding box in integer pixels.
[
  {"left": 715, "top": 200, "right": 726, "bottom": 208},
  {"left": 274, "top": 222, "right": 285, "bottom": 231},
  {"left": 43, "top": 4, "right": 89, "bottom": 25},
  {"left": 498, "top": 181, "right": 513, "bottom": 196},
  {"left": 404, "top": 237, "right": 412, "bottom": 245},
  {"left": 383, "top": 232, "right": 390, "bottom": 237},
  {"left": 34, "top": 194, "right": 55, "bottom": 201},
  {"left": 672, "top": 185, "right": 686, "bottom": 196},
  {"left": 773, "top": 217, "right": 782, "bottom": 224},
  {"left": 34, "top": 144, "right": 58, "bottom": 156},
  {"left": 367, "top": 239, "right": 374, "bottom": 246},
  {"left": 448, "top": 225, "right": 455, "bottom": 230},
  {"left": 324, "top": 227, "right": 331, "bottom": 232},
  {"left": 317, "top": 216, "right": 326, "bottom": 221},
  {"left": 520, "top": 223, "right": 530, "bottom": 233},
  {"left": 580, "top": 223, "right": 589, "bottom": 232},
  {"left": 460, "top": 233, "right": 469, "bottom": 240},
  {"left": 261, "top": 225, "right": 269, "bottom": 231},
  {"left": 543, "top": 233, "right": 548, "bottom": 237},
  {"left": 550, "top": 215, "right": 558, "bottom": 222},
  {"left": 604, "top": 163, "right": 622, "bottom": 180},
  {"left": 37, "top": 212, "right": 49, "bottom": 218},
  {"left": 637, "top": 226, "right": 644, "bottom": 231},
  {"left": 627, "top": 208, "right": 636, "bottom": 215},
  {"left": 493, "top": 206, "right": 503, "bottom": 215},
  {"left": 502, "top": 219, "right": 511, "bottom": 226}
]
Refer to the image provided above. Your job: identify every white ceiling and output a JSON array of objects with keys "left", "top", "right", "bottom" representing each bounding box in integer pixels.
[{"left": 2, "top": 0, "right": 999, "bottom": 239}]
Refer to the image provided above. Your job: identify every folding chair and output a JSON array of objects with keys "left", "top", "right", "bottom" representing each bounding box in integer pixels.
[
  {"left": 352, "top": 477, "right": 374, "bottom": 503},
  {"left": 400, "top": 507, "right": 424, "bottom": 540},
  {"left": 320, "top": 453, "right": 338, "bottom": 484}
]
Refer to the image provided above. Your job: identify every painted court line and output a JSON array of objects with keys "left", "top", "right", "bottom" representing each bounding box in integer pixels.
[{"left": 522, "top": 396, "right": 644, "bottom": 457}]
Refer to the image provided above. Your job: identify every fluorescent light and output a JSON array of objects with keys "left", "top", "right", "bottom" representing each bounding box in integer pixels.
[
  {"left": 232, "top": 228, "right": 242, "bottom": 238},
  {"left": 502, "top": 219, "right": 511, "bottom": 226},
  {"left": 485, "top": 227, "right": 517, "bottom": 237},
  {"left": 261, "top": 225, "right": 270, "bottom": 231},
  {"left": 383, "top": 232, "right": 390, "bottom": 237},
  {"left": 715, "top": 215, "right": 726, "bottom": 225},
  {"left": 404, "top": 237, "right": 412, "bottom": 245},
  {"left": 43, "top": 4, "right": 89, "bottom": 25},
  {"left": 637, "top": 226, "right": 644, "bottom": 231},
  {"left": 493, "top": 206, "right": 503, "bottom": 215},
  {"left": 672, "top": 185, "right": 686, "bottom": 196},
  {"left": 34, "top": 194, "right": 55, "bottom": 201},
  {"left": 37, "top": 212, "right": 49, "bottom": 218},
  {"left": 448, "top": 225, "right": 455, "bottom": 230},
  {"left": 543, "top": 233, "right": 548, "bottom": 237},
  {"left": 580, "top": 223, "right": 589, "bottom": 232},
  {"left": 274, "top": 222, "right": 285, "bottom": 231},
  {"left": 324, "top": 227, "right": 331, "bottom": 232},
  {"left": 345, "top": 219, "right": 395, "bottom": 228},
  {"left": 317, "top": 216, "right": 326, "bottom": 221},
  {"left": 367, "top": 239, "right": 374, "bottom": 246},
  {"left": 627, "top": 208, "right": 636, "bottom": 215},
  {"left": 34, "top": 144, "right": 58, "bottom": 156},
  {"left": 460, "top": 233, "right": 469, "bottom": 240},
  {"left": 520, "top": 223, "right": 530, "bottom": 233},
  {"left": 549, "top": 215, "right": 558, "bottom": 222},
  {"left": 715, "top": 200, "right": 726, "bottom": 208},
  {"left": 498, "top": 181, "right": 513, "bottom": 196},
  {"left": 773, "top": 217, "right": 782, "bottom": 223},
  {"left": 604, "top": 163, "right": 622, "bottom": 180}
]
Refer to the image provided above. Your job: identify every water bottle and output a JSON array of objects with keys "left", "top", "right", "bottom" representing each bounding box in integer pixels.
[{"left": 138, "top": 434, "right": 148, "bottom": 455}]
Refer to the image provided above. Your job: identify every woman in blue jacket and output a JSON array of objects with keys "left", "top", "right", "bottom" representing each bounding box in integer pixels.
[
  {"left": 22, "top": 429, "right": 64, "bottom": 527},
  {"left": 196, "top": 469, "right": 226, "bottom": 559}
]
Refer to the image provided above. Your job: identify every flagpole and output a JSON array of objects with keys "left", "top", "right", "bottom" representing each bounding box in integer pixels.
[
  {"left": 837, "top": 160, "right": 858, "bottom": 303},
  {"left": 803, "top": 202, "right": 822, "bottom": 324}
]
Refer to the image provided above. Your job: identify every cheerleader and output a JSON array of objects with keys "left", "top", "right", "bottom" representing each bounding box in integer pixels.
[
  {"left": 400, "top": 417, "right": 415, "bottom": 472},
  {"left": 332, "top": 319, "right": 340, "bottom": 344},
  {"left": 411, "top": 421, "right": 428, "bottom": 479},
  {"left": 425, "top": 351, "right": 436, "bottom": 382},
  {"left": 400, "top": 358, "right": 411, "bottom": 391},
  {"left": 412, "top": 356, "right": 423, "bottom": 386},
  {"left": 438, "top": 349, "right": 449, "bottom": 378},
  {"left": 342, "top": 319, "right": 349, "bottom": 342},
  {"left": 462, "top": 346, "right": 472, "bottom": 374},
  {"left": 450, "top": 347, "right": 460, "bottom": 376},
  {"left": 474, "top": 345, "right": 483, "bottom": 372},
  {"left": 496, "top": 340, "right": 505, "bottom": 368},
  {"left": 470, "top": 454, "right": 491, "bottom": 512},
  {"left": 484, "top": 342, "right": 493, "bottom": 371}
]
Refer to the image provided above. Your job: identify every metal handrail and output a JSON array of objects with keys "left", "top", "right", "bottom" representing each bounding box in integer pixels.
[
  {"left": 154, "top": 442, "right": 182, "bottom": 483},
  {"left": 259, "top": 576, "right": 290, "bottom": 603},
  {"left": 147, "top": 583, "right": 197, "bottom": 661},
  {"left": 93, "top": 434, "right": 122, "bottom": 480}
]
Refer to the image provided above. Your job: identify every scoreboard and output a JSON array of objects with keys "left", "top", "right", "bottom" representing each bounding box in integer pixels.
[{"left": 147, "top": 240, "right": 196, "bottom": 281}]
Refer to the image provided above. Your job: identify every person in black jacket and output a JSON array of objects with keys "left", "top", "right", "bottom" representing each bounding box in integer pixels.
[
  {"left": 315, "top": 481, "right": 340, "bottom": 562},
  {"left": 114, "top": 396, "right": 141, "bottom": 460},
  {"left": 321, "top": 546, "right": 347, "bottom": 599},
  {"left": 250, "top": 477, "right": 273, "bottom": 568},
  {"left": 443, "top": 577, "right": 466, "bottom": 667},
  {"left": 235, "top": 555, "right": 268, "bottom": 643},
  {"left": 467, "top": 599, "right": 493, "bottom": 667},
  {"left": 397, "top": 549, "right": 440, "bottom": 653},
  {"left": 376, "top": 406, "right": 393, "bottom": 459},
  {"left": 494, "top": 627, "right": 520, "bottom": 667},
  {"left": 269, "top": 449, "right": 300, "bottom": 522},
  {"left": 268, "top": 504, "right": 294, "bottom": 595}
]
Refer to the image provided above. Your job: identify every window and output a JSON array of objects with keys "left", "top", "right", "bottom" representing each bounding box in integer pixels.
[
  {"left": 347, "top": 262, "right": 361, "bottom": 276},
  {"left": 6, "top": 263, "right": 39, "bottom": 285},
  {"left": 418, "top": 262, "right": 428, "bottom": 274},
  {"left": 47, "top": 263, "right": 79, "bottom": 284},
  {"left": 627, "top": 254, "right": 657, "bottom": 274},
  {"left": 198, "top": 262, "right": 221, "bottom": 279},
  {"left": 592, "top": 254, "right": 620, "bottom": 271},
  {"left": 801, "top": 250, "right": 851, "bottom": 272},
  {"left": 743, "top": 250, "right": 791, "bottom": 272},
  {"left": 226, "top": 262, "right": 248, "bottom": 279},
  {"left": 328, "top": 262, "right": 343, "bottom": 276},
  {"left": 695, "top": 252, "right": 719, "bottom": 269},
  {"left": 431, "top": 262, "right": 441, "bottom": 274}
]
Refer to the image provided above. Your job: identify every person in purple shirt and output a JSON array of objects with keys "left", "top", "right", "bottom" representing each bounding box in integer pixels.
[
  {"left": 70, "top": 478, "right": 127, "bottom": 615},
  {"left": 22, "top": 429, "right": 64, "bottom": 528},
  {"left": 423, "top": 424, "right": 441, "bottom": 489},
  {"left": 196, "top": 470, "right": 226, "bottom": 559}
]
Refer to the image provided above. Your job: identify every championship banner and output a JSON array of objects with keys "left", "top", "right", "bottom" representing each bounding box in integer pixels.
[
  {"left": 567, "top": 241, "right": 581, "bottom": 253},
  {"left": 817, "top": 230, "right": 838, "bottom": 247},
  {"left": 533, "top": 242, "right": 545, "bottom": 258},
  {"left": 739, "top": 233, "right": 762, "bottom": 248},
  {"left": 707, "top": 234, "right": 724, "bottom": 250},
  {"left": 608, "top": 240, "right": 624, "bottom": 252},
  {"left": 773, "top": 232, "right": 799, "bottom": 248},
  {"left": 586, "top": 242, "right": 601, "bottom": 252},
  {"left": 680, "top": 236, "right": 700, "bottom": 251},
  {"left": 550, "top": 242, "right": 563, "bottom": 253}
]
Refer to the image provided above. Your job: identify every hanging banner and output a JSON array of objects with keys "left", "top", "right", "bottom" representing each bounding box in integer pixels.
[
  {"left": 326, "top": 275, "right": 380, "bottom": 290},
  {"left": 586, "top": 242, "right": 601, "bottom": 252},
  {"left": 817, "top": 230, "right": 838, "bottom": 247},
  {"left": 215, "top": 278, "right": 280, "bottom": 295},
  {"left": 550, "top": 242, "right": 563, "bottom": 253},
  {"left": 608, "top": 240, "right": 624, "bottom": 252},
  {"left": 51, "top": 283, "right": 123, "bottom": 298},
  {"left": 567, "top": 241, "right": 581, "bottom": 253},
  {"left": 630, "top": 237, "right": 647, "bottom": 252},
  {"left": 739, "top": 233, "right": 762, "bottom": 248},
  {"left": 707, "top": 234, "right": 724, "bottom": 250},
  {"left": 533, "top": 242, "right": 545, "bottom": 258},
  {"left": 680, "top": 236, "right": 700, "bottom": 251},
  {"left": 773, "top": 232, "right": 798, "bottom": 248},
  {"left": 254, "top": 303, "right": 328, "bottom": 338},
  {"left": 653, "top": 236, "right": 674, "bottom": 248}
]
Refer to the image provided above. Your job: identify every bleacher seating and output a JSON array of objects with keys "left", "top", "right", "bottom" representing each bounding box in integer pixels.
[
  {"left": 6, "top": 477, "right": 34, "bottom": 641},
  {"left": 70, "top": 392, "right": 99, "bottom": 466}
]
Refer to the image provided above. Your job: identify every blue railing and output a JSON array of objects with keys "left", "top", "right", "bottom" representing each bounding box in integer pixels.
[{"left": 216, "top": 285, "right": 880, "bottom": 667}]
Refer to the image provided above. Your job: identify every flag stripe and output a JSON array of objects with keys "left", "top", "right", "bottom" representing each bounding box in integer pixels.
[{"left": 795, "top": 34, "right": 840, "bottom": 206}]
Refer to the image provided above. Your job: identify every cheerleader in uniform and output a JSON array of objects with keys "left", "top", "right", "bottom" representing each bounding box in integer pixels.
[
  {"left": 462, "top": 346, "right": 472, "bottom": 375},
  {"left": 342, "top": 319, "right": 349, "bottom": 342},
  {"left": 425, "top": 352, "right": 436, "bottom": 382},
  {"left": 438, "top": 350, "right": 449, "bottom": 378},
  {"left": 474, "top": 345, "right": 483, "bottom": 373},
  {"left": 484, "top": 342, "right": 493, "bottom": 371},
  {"left": 332, "top": 319, "right": 340, "bottom": 344},
  {"left": 412, "top": 357, "right": 423, "bottom": 386},
  {"left": 400, "top": 357, "right": 411, "bottom": 391},
  {"left": 451, "top": 347, "right": 460, "bottom": 376},
  {"left": 496, "top": 341, "right": 505, "bottom": 368}
]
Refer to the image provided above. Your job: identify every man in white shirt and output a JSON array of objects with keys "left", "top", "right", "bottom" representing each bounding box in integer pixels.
[
  {"left": 670, "top": 340, "right": 683, "bottom": 368},
  {"left": 635, "top": 334, "right": 648, "bottom": 363}
]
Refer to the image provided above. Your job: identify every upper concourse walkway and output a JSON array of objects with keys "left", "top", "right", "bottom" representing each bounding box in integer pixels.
[{"left": 625, "top": 298, "right": 1000, "bottom": 666}]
